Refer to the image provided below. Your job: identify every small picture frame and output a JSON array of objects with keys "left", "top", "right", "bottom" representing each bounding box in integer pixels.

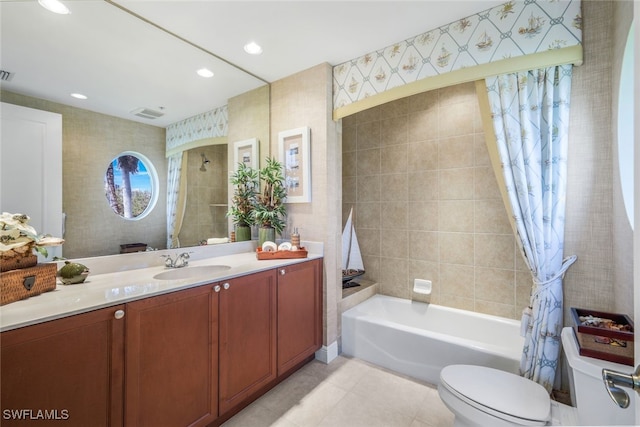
[
  {"left": 233, "top": 138, "right": 259, "bottom": 170},
  {"left": 278, "top": 127, "right": 311, "bottom": 203}
]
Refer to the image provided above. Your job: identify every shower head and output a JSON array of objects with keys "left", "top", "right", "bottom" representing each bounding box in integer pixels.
[{"left": 200, "top": 153, "right": 211, "bottom": 171}]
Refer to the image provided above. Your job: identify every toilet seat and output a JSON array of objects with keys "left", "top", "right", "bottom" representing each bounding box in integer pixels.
[{"left": 440, "top": 365, "right": 550, "bottom": 425}]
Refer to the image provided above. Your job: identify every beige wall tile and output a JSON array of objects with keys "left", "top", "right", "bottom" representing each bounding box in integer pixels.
[
  {"left": 355, "top": 202, "right": 381, "bottom": 230},
  {"left": 408, "top": 171, "right": 438, "bottom": 201},
  {"left": 440, "top": 263, "right": 474, "bottom": 297},
  {"left": 475, "top": 267, "right": 515, "bottom": 305},
  {"left": 381, "top": 230, "right": 408, "bottom": 258},
  {"left": 357, "top": 121, "right": 381, "bottom": 149},
  {"left": 475, "top": 234, "right": 515, "bottom": 270},
  {"left": 474, "top": 166, "right": 502, "bottom": 200},
  {"left": 408, "top": 259, "right": 439, "bottom": 293},
  {"left": 408, "top": 231, "right": 439, "bottom": 262},
  {"left": 381, "top": 145, "right": 408, "bottom": 174},
  {"left": 357, "top": 175, "right": 380, "bottom": 202},
  {"left": 439, "top": 200, "right": 474, "bottom": 232},
  {"left": 438, "top": 135, "right": 474, "bottom": 169},
  {"left": 381, "top": 201, "right": 408, "bottom": 230},
  {"left": 408, "top": 201, "right": 439, "bottom": 231},
  {"left": 439, "top": 232, "right": 474, "bottom": 265},
  {"left": 474, "top": 199, "right": 512, "bottom": 234},
  {"left": 380, "top": 174, "right": 408, "bottom": 202},
  {"left": 439, "top": 101, "right": 474, "bottom": 138},
  {"left": 408, "top": 109, "right": 439, "bottom": 142},
  {"left": 408, "top": 140, "right": 438, "bottom": 171},
  {"left": 381, "top": 116, "right": 408, "bottom": 146},
  {"left": 407, "top": 90, "right": 438, "bottom": 112},
  {"left": 342, "top": 150, "right": 357, "bottom": 177},
  {"left": 358, "top": 228, "right": 381, "bottom": 256},
  {"left": 475, "top": 300, "right": 517, "bottom": 319},
  {"left": 356, "top": 148, "right": 381, "bottom": 176},
  {"left": 439, "top": 168, "right": 474, "bottom": 200},
  {"left": 342, "top": 176, "right": 357, "bottom": 204},
  {"left": 342, "top": 124, "right": 357, "bottom": 153}
]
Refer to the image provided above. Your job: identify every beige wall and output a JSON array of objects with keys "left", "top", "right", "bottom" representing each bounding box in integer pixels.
[
  {"left": 563, "top": 0, "right": 618, "bottom": 319},
  {"left": 342, "top": 83, "right": 529, "bottom": 319},
  {"left": 180, "top": 145, "right": 228, "bottom": 247},
  {"left": 611, "top": 0, "right": 634, "bottom": 317},
  {"left": 0, "top": 91, "right": 167, "bottom": 258},
  {"left": 270, "top": 63, "right": 342, "bottom": 347}
]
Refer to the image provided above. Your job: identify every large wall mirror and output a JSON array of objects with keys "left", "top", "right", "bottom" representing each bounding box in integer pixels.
[{"left": 0, "top": 1, "right": 270, "bottom": 258}]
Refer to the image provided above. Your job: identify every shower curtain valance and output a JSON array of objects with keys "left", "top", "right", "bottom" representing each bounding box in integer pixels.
[
  {"left": 165, "top": 105, "right": 228, "bottom": 156},
  {"left": 332, "top": 0, "right": 582, "bottom": 119}
]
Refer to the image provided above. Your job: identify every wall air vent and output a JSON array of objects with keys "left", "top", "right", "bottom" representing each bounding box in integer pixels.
[
  {"left": 130, "top": 107, "right": 164, "bottom": 120},
  {"left": 0, "top": 70, "right": 15, "bottom": 81}
]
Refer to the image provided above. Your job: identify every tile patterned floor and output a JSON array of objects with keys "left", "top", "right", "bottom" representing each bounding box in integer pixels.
[{"left": 221, "top": 356, "right": 455, "bottom": 427}]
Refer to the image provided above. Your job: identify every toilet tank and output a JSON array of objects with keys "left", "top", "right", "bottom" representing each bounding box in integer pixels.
[{"left": 561, "top": 327, "right": 636, "bottom": 426}]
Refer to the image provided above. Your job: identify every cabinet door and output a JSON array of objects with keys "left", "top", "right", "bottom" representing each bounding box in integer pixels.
[
  {"left": 218, "top": 269, "right": 277, "bottom": 415},
  {"left": 0, "top": 305, "right": 125, "bottom": 427},
  {"left": 125, "top": 285, "right": 218, "bottom": 427},
  {"left": 277, "top": 259, "right": 323, "bottom": 375}
]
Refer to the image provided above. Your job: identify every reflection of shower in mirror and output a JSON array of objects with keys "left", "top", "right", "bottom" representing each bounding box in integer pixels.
[{"left": 200, "top": 153, "right": 211, "bottom": 172}]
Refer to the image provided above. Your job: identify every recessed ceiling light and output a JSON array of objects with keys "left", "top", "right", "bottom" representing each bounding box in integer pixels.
[
  {"left": 38, "top": 0, "right": 70, "bottom": 15},
  {"left": 197, "top": 68, "right": 214, "bottom": 78},
  {"left": 70, "top": 93, "right": 87, "bottom": 100},
  {"left": 244, "top": 42, "right": 263, "bottom": 55}
]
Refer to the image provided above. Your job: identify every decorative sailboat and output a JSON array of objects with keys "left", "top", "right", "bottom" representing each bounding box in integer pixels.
[{"left": 342, "top": 207, "right": 365, "bottom": 288}]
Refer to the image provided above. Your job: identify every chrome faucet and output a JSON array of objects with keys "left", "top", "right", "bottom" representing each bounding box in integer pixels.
[{"left": 161, "top": 252, "right": 191, "bottom": 268}]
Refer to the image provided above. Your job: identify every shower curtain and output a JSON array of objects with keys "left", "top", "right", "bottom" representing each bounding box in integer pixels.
[
  {"left": 166, "top": 151, "right": 189, "bottom": 249},
  {"left": 485, "top": 65, "right": 577, "bottom": 392}
]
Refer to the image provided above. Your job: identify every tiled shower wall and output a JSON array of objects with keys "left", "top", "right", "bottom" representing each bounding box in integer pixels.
[
  {"left": 342, "top": 82, "right": 530, "bottom": 320},
  {"left": 180, "top": 145, "right": 229, "bottom": 247}
]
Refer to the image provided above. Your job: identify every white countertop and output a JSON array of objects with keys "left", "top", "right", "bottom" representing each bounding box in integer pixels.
[{"left": 0, "top": 241, "right": 323, "bottom": 332}]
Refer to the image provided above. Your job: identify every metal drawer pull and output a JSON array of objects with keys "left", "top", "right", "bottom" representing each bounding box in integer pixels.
[
  {"left": 214, "top": 285, "right": 221, "bottom": 292},
  {"left": 114, "top": 310, "right": 125, "bottom": 320},
  {"left": 223, "top": 282, "right": 230, "bottom": 290}
]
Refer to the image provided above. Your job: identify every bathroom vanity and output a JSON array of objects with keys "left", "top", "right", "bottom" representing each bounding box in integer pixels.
[{"left": 0, "top": 248, "right": 323, "bottom": 427}]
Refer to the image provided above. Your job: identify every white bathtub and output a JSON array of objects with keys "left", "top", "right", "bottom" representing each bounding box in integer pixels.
[{"left": 341, "top": 294, "right": 524, "bottom": 385}]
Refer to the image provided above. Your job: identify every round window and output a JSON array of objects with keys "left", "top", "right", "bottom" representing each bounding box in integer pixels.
[{"left": 104, "top": 151, "right": 159, "bottom": 220}]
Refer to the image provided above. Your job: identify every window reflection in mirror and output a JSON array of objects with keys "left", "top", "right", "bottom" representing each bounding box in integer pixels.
[{"left": 104, "top": 151, "right": 159, "bottom": 220}]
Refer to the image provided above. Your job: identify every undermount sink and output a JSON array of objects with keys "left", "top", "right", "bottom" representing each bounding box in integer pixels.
[{"left": 153, "top": 265, "right": 232, "bottom": 281}]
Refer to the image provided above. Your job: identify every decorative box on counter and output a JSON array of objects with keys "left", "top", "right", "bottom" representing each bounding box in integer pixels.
[
  {"left": 571, "top": 307, "right": 634, "bottom": 366},
  {"left": 0, "top": 262, "right": 58, "bottom": 306}
]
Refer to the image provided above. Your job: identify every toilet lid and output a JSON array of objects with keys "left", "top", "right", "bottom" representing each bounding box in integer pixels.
[{"left": 440, "top": 365, "right": 550, "bottom": 423}]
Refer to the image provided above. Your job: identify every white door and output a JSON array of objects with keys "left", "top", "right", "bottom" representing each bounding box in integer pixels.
[{"left": 0, "top": 102, "right": 63, "bottom": 260}]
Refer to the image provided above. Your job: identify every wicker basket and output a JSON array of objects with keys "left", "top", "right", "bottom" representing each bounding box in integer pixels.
[
  {"left": 1, "top": 263, "right": 58, "bottom": 306},
  {"left": 0, "top": 254, "right": 37, "bottom": 272}
]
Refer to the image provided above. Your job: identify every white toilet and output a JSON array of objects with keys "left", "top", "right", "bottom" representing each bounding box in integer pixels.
[{"left": 438, "top": 326, "right": 636, "bottom": 426}]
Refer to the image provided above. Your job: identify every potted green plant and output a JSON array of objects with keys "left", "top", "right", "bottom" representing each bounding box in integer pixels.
[
  {"left": 227, "top": 162, "right": 259, "bottom": 242},
  {"left": 253, "top": 157, "right": 287, "bottom": 245}
]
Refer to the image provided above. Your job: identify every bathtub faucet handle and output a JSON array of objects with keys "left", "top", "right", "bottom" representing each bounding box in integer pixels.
[{"left": 602, "top": 366, "right": 640, "bottom": 408}]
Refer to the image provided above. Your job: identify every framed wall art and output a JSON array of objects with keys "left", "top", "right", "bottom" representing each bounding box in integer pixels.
[
  {"left": 278, "top": 127, "right": 311, "bottom": 203},
  {"left": 233, "top": 138, "right": 259, "bottom": 170}
]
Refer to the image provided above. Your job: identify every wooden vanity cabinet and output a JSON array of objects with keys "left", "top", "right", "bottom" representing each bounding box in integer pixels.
[
  {"left": 276, "top": 258, "right": 323, "bottom": 375},
  {"left": 0, "top": 258, "right": 322, "bottom": 427},
  {"left": 0, "top": 305, "right": 126, "bottom": 427},
  {"left": 124, "top": 285, "right": 218, "bottom": 427},
  {"left": 218, "top": 269, "right": 277, "bottom": 416}
]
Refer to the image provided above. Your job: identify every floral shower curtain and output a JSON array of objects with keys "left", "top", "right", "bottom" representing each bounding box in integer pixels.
[
  {"left": 166, "top": 151, "right": 188, "bottom": 249},
  {"left": 485, "top": 65, "right": 577, "bottom": 392}
]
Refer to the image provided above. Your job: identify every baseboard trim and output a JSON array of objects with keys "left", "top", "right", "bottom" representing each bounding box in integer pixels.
[{"left": 315, "top": 341, "right": 338, "bottom": 364}]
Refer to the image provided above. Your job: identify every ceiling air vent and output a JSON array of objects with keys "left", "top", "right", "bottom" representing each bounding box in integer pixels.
[
  {"left": 0, "top": 70, "right": 15, "bottom": 81},
  {"left": 131, "top": 107, "right": 164, "bottom": 120}
]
